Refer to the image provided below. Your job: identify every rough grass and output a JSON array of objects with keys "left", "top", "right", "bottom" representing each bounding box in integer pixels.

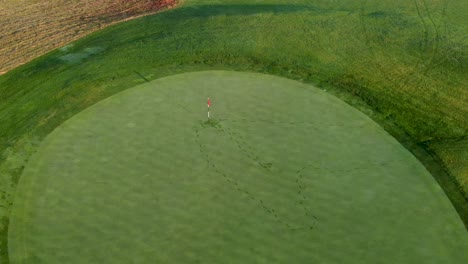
[
  {"left": 0, "top": 0, "right": 467, "bottom": 262},
  {"left": 0, "top": 0, "right": 177, "bottom": 75},
  {"left": 428, "top": 138, "right": 468, "bottom": 196}
]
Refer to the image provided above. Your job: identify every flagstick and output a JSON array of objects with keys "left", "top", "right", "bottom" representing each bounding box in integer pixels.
[{"left": 207, "top": 97, "right": 211, "bottom": 120}]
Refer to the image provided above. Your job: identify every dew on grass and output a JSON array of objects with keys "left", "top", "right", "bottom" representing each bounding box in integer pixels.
[
  {"left": 59, "top": 53, "right": 90, "bottom": 64},
  {"left": 58, "top": 46, "right": 105, "bottom": 64},
  {"left": 58, "top": 44, "right": 74, "bottom": 52}
]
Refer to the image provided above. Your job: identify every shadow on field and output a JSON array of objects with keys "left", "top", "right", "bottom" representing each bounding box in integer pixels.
[{"left": 133, "top": 71, "right": 150, "bottom": 82}]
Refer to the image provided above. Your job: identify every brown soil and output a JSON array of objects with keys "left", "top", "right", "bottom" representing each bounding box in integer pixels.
[{"left": 0, "top": 0, "right": 177, "bottom": 75}]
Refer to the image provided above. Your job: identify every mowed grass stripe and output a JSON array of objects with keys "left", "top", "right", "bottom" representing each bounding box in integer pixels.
[{"left": 8, "top": 71, "right": 468, "bottom": 263}]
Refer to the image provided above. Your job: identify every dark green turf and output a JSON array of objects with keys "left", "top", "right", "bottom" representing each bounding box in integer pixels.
[{"left": 8, "top": 71, "right": 468, "bottom": 263}]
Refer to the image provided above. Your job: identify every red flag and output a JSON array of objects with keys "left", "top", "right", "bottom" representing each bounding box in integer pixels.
[{"left": 207, "top": 97, "right": 211, "bottom": 107}]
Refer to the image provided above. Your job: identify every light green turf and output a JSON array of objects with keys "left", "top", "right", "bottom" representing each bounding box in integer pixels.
[{"left": 8, "top": 71, "right": 468, "bottom": 263}]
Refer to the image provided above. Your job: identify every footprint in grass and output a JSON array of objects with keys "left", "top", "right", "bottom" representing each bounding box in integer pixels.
[{"left": 195, "top": 127, "right": 317, "bottom": 232}]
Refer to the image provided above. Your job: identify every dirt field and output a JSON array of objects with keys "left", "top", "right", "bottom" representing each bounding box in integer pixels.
[{"left": 0, "top": 0, "right": 176, "bottom": 75}]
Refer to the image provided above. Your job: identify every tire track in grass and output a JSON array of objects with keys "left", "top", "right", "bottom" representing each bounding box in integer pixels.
[{"left": 195, "top": 121, "right": 317, "bottom": 231}]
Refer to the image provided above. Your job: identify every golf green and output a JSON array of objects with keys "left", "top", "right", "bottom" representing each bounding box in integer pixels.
[{"left": 8, "top": 71, "right": 468, "bottom": 263}]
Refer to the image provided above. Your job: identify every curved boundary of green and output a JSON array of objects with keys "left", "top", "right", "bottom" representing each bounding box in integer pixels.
[{"left": 8, "top": 71, "right": 468, "bottom": 263}]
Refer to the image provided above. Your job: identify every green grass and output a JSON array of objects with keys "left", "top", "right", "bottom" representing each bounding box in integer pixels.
[
  {"left": 8, "top": 71, "right": 468, "bottom": 263},
  {"left": 428, "top": 138, "right": 468, "bottom": 196},
  {"left": 0, "top": 0, "right": 467, "bottom": 262}
]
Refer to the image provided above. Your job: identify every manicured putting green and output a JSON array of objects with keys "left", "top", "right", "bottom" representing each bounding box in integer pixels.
[{"left": 9, "top": 71, "right": 468, "bottom": 263}]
